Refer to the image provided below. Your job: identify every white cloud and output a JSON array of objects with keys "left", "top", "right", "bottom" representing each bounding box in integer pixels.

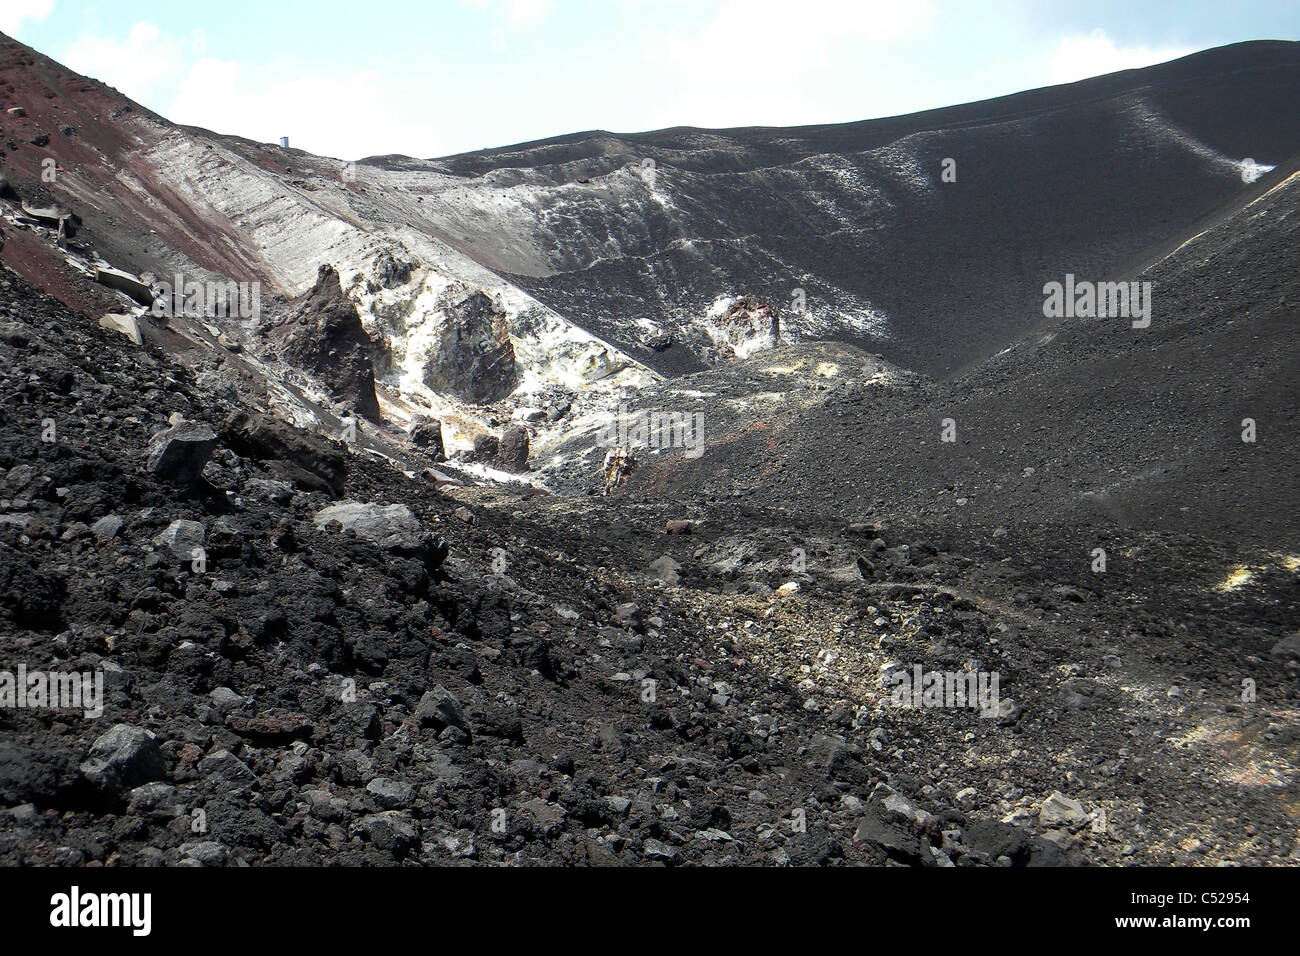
[
  {"left": 170, "top": 57, "right": 420, "bottom": 160},
  {"left": 460, "top": 0, "right": 551, "bottom": 29},
  {"left": 62, "top": 22, "right": 193, "bottom": 103},
  {"left": 58, "top": 22, "right": 450, "bottom": 159},
  {"left": 643, "top": 0, "right": 935, "bottom": 128},
  {"left": 661, "top": 0, "right": 933, "bottom": 71},
  {"left": 63, "top": 10, "right": 816, "bottom": 157},
  {"left": 1050, "top": 28, "right": 1197, "bottom": 85},
  {"left": 0, "top": 0, "right": 55, "bottom": 36}
]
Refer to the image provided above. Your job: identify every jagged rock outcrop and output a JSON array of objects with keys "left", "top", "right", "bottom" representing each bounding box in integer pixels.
[
  {"left": 274, "top": 265, "right": 383, "bottom": 422},
  {"left": 422, "top": 291, "right": 518, "bottom": 405},
  {"left": 469, "top": 433, "right": 499, "bottom": 462},
  {"left": 496, "top": 424, "right": 530, "bottom": 473},
  {"left": 369, "top": 251, "right": 414, "bottom": 292},
  {"left": 708, "top": 296, "right": 778, "bottom": 362},
  {"left": 407, "top": 415, "right": 445, "bottom": 461}
]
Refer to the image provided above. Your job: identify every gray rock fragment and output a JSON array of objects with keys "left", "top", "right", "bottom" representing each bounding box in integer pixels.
[
  {"left": 147, "top": 421, "right": 218, "bottom": 484},
  {"left": 80, "top": 724, "right": 167, "bottom": 793}
]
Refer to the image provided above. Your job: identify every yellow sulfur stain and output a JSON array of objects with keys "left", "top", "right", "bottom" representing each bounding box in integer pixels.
[
  {"left": 1211, "top": 554, "right": 1300, "bottom": 594},
  {"left": 1215, "top": 566, "right": 1255, "bottom": 592},
  {"left": 1246, "top": 169, "right": 1300, "bottom": 208}
]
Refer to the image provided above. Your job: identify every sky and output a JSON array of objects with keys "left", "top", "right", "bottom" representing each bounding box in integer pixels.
[{"left": 2, "top": 0, "right": 1298, "bottom": 161}]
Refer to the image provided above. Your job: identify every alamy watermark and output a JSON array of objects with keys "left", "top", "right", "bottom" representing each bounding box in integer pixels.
[
  {"left": 1043, "top": 274, "right": 1152, "bottom": 329},
  {"left": 599, "top": 405, "right": 705, "bottom": 459},
  {"left": 151, "top": 273, "right": 261, "bottom": 320},
  {"left": 886, "top": 664, "right": 1000, "bottom": 717},
  {"left": 0, "top": 665, "right": 104, "bottom": 718},
  {"left": 50, "top": 886, "right": 151, "bottom": 936}
]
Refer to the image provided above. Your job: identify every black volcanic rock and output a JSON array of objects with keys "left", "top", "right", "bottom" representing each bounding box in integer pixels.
[
  {"left": 496, "top": 424, "right": 529, "bottom": 473},
  {"left": 146, "top": 420, "right": 217, "bottom": 485},
  {"left": 407, "top": 415, "right": 444, "bottom": 460},
  {"left": 221, "top": 409, "right": 348, "bottom": 497},
  {"left": 79, "top": 725, "right": 167, "bottom": 794},
  {"left": 277, "top": 265, "right": 382, "bottom": 422},
  {"left": 613, "top": 149, "right": 1300, "bottom": 545},
  {"left": 470, "top": 433, "right": 500, "bottom": 462},
  {"left": 370, "top": 251, "right": 413, "bottom": 291},
  {"left": 0, "top": 540, "right": 65, "bottom": 629},
  {"left": 421, "top": 291, "right": 518, "bottom": 404}
]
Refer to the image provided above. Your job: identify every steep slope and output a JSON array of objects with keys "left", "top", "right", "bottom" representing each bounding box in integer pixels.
[
  {"left": 2, "top": 33, "right": 1295, "bottom": 525},
  {"left": 0, "top": 30, "right": 653, "bottom": 450},
  {"left": 417, "top": 40, "right": 1300, "bottom": 378},
  {"left": 3, "top": 35, "right": 1298, "bottom": 400},
  {"left": 615, "top": 149, "right": 1300, "bottom": 547}
]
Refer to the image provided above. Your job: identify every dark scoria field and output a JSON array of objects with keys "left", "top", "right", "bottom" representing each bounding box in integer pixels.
[{"left": 1, "top": 261, "right": 1298, "bottom": 867}]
